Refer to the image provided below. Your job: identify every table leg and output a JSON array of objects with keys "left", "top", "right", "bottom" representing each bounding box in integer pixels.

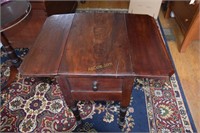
[
  {"left": 1, "top": 32, "right": 22, "bottom": 67},
  {"left": 1, "top": 32, "right": 22, "bottom": 91},
  {"left": 119, "top": 79, "right": 133, "bottom": 128},
  {"left": 39, "top": 77, "right": 54, "bottom": 85},
  {"left": 71, "top": 103, "right": 82, "bottom": 125},
  {"left": 57, "top": 76, "right": 82, "bottom": 126},
  {"left": 1, "top": 65, "right": 18, "bottom": 91},
  {"left": 119, "top": 107, "right": 128, "bottom": 128}
]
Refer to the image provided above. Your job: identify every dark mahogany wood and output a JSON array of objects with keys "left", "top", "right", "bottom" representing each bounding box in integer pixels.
[
  {"left": 19, "top": 14, "right": 74, "bottom": 76},
  {"left": 59, "top": 13, "right": 133, "bottom": 77},
  {"left": 20, "top": 13, "right": 174, "bottom": 77},
  {"left": 125, "top": 14, "right": 174, "bottom": 77},
  {"left": 19, "top": 13, "right": 174, "bottom": 129}
]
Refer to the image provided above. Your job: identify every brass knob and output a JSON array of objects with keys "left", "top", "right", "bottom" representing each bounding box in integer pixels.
[{"left": 92, "top": 81, "right": 98, "bottom": 91}]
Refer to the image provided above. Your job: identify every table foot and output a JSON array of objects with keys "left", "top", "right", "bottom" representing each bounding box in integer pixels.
[
  {"left": 39, "top": 77, "right": 54, "bottom": 84},
  {"left": 11, "top": 57, "right": 22, "bottom": 68},
  {"left": 1, "top": 65, "right": 18, "bottom": 91},
  {"left": 76, "top": 120, "right": 83, "bottom": 127},
  {"left": 118, "top": 107, "right": 127, "bottom": 128},
  {"left": 71, "top": 106, "right": 82, "bottom": 125}
]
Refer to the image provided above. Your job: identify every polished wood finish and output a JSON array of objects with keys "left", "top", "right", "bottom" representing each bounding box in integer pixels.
[
  {"left": 125, "top": 14, "right": 174, "bottom": 77},
  {"left": 20, "top": 13, "right": 174, "bottom": 77},
  {"left": 59, "top": 13, "right": 132, "bottom": 77},
  {"left": 19, "top": 13, "right": 174, "bottom": 128},
  {"left": 20, "top": 14, "right": 74, "bottom": 76}
]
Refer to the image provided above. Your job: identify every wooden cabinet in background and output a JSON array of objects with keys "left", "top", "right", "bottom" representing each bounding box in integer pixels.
[{"left": 165, "top": 1, "right": 199, "bottom": 52}]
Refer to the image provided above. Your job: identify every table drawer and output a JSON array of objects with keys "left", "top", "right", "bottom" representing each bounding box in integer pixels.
[
  {"left": 67, "top": 77, "right": 123, "bottom": 101},
  {"left": 68, "top": 78, "right": 123, "bottom": 92}
]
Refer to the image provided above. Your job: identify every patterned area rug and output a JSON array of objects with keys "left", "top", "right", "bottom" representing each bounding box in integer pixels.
[{"left": 0, "top": 48, "right": 196, "bottom": 132}]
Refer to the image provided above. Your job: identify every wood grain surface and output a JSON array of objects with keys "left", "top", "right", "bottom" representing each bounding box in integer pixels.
[
  {"left": 125, "top": 14, "right": 174, "bottom": 77},
  {"left": 19, "top": 14, "right": 74, "bottom": 76},
  {"left": 20, "top": 13, "right": 174, "bottom": 78},
  {"left": 58, "top": 13, "right": 133, "bottom": 77}
]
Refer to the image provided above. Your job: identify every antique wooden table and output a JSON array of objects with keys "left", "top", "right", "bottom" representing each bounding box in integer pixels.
[{"left": 19, "top": 13, "right": 174, "bottom": 128}]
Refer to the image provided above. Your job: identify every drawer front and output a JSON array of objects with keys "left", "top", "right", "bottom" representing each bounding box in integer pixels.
[{"left": 67, "top": 77, "right": 123, "bottom": 92}]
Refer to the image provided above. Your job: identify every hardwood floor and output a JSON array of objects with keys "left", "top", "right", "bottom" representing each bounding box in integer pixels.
[{"left": 159, "top": 11, "right": 200, "bottom": 132}]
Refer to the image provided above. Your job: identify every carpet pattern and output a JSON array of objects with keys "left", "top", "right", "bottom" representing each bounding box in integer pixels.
[{"left": 0, "top": 48, "right": 196, "bottom": 132}]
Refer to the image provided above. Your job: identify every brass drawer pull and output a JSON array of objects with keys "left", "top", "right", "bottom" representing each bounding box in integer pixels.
[{"left": 92, "top": 81, "right": 98, "bottom": 91}]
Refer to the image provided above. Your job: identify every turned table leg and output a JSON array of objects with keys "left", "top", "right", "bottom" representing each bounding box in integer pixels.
[
  {"left": 71, "top": 103, "right": 82, "bottom": 125},
  {"left": 57, "top": 76, "right": 82, "bottom": 126},
  {"left": 1, "top": 32, "right": 22, "bottom": 90},
  {"left": 119, "top": 79, "right": 133, "bottom": 128}
]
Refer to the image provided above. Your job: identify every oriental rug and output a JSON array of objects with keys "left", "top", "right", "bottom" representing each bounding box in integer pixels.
[{"left": 0, "top": 20, "right": 197, "bottom": 133}]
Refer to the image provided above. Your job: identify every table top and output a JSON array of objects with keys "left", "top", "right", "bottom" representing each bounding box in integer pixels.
[{"left": 19, "top": 13, "right": 174, "bottom": 78}]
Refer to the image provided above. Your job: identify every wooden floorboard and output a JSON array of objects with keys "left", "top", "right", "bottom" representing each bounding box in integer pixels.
[{"left": 159, "top": 11, "right": 200, "bottom": 132}]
